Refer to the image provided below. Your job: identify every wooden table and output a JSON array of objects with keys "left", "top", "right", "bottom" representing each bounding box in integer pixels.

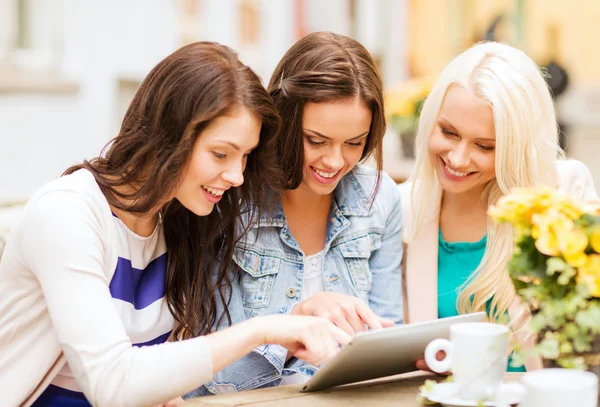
[{"left": 183, "top": 372, "right": 524, "bottom": 407}]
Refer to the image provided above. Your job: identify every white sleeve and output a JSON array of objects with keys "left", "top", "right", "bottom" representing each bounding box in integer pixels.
[
  {"left": 559, "top": 160, "right": 598, "bottom": 202},
  {"left": 20, "top": 191, "right": 213, "bottom": 407},
  {"left": 576, "top": 161, "right": 598, "bottom": 201}
]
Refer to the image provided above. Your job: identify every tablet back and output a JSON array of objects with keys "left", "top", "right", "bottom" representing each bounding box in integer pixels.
[{"left": 301, "top": 312, "right": 486, "bottom": 392}]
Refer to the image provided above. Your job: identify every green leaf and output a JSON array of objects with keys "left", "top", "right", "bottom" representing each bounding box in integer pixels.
[
  {"left": 530, "top": 313, "right": 548, "bottom": 332},
  {"left": 418, "top": 380, "right": 437, "bottom": 394},
  {"left": 391, "top": 116, "right": 418, "bottom": 134},
  {"left": 573, "top": 335, "right": 592, "bottom": 353},
  {"left": 509, "top": 351, "right": 526, "bottom": 368},
  {"left": 557, "top": 356, "right": 587, "bottom": 370},
  {"left": 547, "top": 257, "right": 567, "bottom": 276},
  {"left": 557, "top": 265, "right": 576, "bottom": 285},
  {"left": 580, "top": 214, "right": 600, "bottom": 228},
  {"left": 576, "top": 307, "right": 600, "bottom": 333},
  {"left": 559, "top": 341, "right": 574, "bottom": 354},
  {"left": 538, "top": 337, "right": 560, "bottom": 359},
  {"left": 564, "top": 323, "right": 579, "bottom": 338}
]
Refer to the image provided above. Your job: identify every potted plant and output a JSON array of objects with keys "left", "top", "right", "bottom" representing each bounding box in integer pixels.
[
  {"left": 384, "top": 78, "right": 431, "bottom": 159},
  {"left": 488, "top": 186, "right": 600, "bottom": 401}
]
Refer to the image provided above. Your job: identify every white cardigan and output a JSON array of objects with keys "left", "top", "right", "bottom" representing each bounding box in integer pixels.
[
  {"left": 0, "top": 170, "right": 213, "bottom": 407},
  {"left": 399, "top": 159, "right": 598, "bottom": 324}
]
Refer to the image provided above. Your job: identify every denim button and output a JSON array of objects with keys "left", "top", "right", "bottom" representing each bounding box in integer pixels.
[{"left": 286, "top": 287, "right": 297, "bottom": 298}]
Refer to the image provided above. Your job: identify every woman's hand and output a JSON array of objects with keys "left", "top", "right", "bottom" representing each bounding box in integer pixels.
[
  {"left": 292, "top": 292, "right": 395, "bottom": 335},
  {"left": 254, "top": 314, "right": 352, "bottom": 366},
  {"left": 415, "top": 351, "right": 451, "bottom": 376},
  {"left": 154, "top": 396, "right": 184, "bottom": 407},
  {"left": 205, "top": 314, "right": 351, "bottom": 374}
]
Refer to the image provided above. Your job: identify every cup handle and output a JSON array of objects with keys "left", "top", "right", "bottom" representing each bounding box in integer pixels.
[{"left": 424, "top": 338, "right": 453, "bottom": 373}]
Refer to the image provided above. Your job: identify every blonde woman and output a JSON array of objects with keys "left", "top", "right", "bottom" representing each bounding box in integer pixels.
[{"left": 400, "top": 41, "right": 597, "bottom": 372}]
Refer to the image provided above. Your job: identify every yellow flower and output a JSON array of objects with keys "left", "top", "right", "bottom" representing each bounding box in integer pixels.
[
  {"left": 590, "top": 229, "right": 600, "bottom": 254},
  {"left": 490, "top": 185, "right": 574, "bottom": 226},
  {"left": 531, "top": 210, "right": 575, "bottom": 256},
  {"left": 385, "top": 95, "right": 415, "bottom": 117},
  {"left": 535, "top": 209, "right": 574, "bottom": 231},
  {"left": 384, "top": 77, "right": 432, "bottom": 118},
  {"left": 531, "top": 225, "right": 540, "bottom": 239},
  {"left": 564, "top": 252, "right": 588, "bottom": 268},
  {"left": 535, "top": 231, "right": 560, "bottom": 256},
  {"left": 488, "top": 184, "right": 600, "bottom": 297},
  {"left": 559, "top": 202, "right": 583, "bottom": 220},
  {"left": 487, "top": 204, "right": 505, "bottom": 220},
  {"left": 490, "top": 191, "right": 536, "bottom": 223},
  {"left": 558, "top": 229, "right": 589, "bottom": 258},
  {"left": 578, "top": 254, "right": 600, "bottom": 297}
]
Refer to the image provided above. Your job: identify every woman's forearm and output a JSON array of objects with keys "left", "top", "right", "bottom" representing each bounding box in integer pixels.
[{"left": 204, "top": 318, "right": 264, "bottom": 374}]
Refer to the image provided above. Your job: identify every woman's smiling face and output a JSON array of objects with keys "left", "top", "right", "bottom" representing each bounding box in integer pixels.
[
  {"left": 428, "top": 85, "right": 496, "bottom": 197},
  {"left": 299, "top": 97, "right": 372, "bottom": 196}
]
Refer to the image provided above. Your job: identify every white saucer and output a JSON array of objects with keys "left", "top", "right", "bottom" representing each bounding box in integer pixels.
[{"left": 420, "top": 381, "right": 526, "bottom": 407}]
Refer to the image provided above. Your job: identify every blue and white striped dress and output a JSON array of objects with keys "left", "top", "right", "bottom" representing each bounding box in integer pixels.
[{"left": 33, "top": 212, "right": 173, "bottom": 406}]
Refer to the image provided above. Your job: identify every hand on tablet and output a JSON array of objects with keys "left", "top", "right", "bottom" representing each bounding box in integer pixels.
[
  {"left": 292, "top": 292, "right": 394, "bottom": 335},
  {"left": 416, "top": 351, "right": 451, "bottom": 376},
  {"left": 258, "top": 314, "right": 352, "bottom": 366}
]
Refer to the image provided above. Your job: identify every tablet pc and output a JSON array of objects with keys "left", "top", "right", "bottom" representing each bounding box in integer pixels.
[{"left": 301, "top": 312, "right": 486, "bottom": 392}]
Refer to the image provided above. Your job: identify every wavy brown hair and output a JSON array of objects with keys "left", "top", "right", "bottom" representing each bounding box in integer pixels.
[
  {"left": 267, "top": 31, "right": 386, "bottom": 196},
  {"left": 65, "top": 42, "right": 281, "bottom": 339}
]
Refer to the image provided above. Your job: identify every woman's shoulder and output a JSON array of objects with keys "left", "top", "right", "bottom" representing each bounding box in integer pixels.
[
  {"left": 351, "top": 166, "right": 401, "bottom": 210},
  {"left": 24, "top": 169, "right": 112, "bottom": 228},
  {"left": 556, "top": 159, "right": 598, "bottom": 201},
  {"left": 351, "top": 165, "right": 399, "bottom": 196},
  {"left": 8, "top": 170, "right": 116, "bottom": 275},
  {"left": 557, "top": 158, "right": 591, "bottom": 176},
  {"left": 334, "top": 165, "right": 401, "bottom": 221}
]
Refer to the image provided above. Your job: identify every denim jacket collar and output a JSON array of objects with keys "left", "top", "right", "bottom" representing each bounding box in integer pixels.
[
  {"left": 333, "top": 168, "right": 373, "bottom": 217},
  {"left": 253, "top": 168, "right": 373, "bottom": 229}
]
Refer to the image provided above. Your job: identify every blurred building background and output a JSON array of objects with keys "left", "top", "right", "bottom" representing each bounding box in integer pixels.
[
  {"left": 1, "top": 0, "right": 599, "bottom": 243},
  {"left": 405, "top": 0, "right": 600, "bottom": 186}
]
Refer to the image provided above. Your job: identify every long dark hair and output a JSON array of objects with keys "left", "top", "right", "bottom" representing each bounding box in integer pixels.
[
  {"left": 267, "top": 31, "right": 386, "bottom": 195},
  {"left": 65, "top": 42, "right": 281, "bottom": 339}
]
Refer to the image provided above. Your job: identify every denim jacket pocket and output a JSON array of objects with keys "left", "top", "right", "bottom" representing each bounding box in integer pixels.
[
  {"left": 234, "top": 248, "right": 281, "bottom": 309},
  {"left": 338, "top": 234, "right": 381, "bottom": 291}
]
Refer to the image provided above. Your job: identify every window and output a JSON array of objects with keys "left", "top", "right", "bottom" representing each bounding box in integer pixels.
[{"left": 0, "top": 0, "right": 77, "bottom": 94}]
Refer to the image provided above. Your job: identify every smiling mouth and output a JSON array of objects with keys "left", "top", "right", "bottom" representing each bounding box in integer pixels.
[
  {"left": 440, "top": 157, "right": 475, "bottom": 178},
  {"left": 311, "top": 166, "right": 340, "bottom": 179},
  {"left": 201, "top": 185, "right": 225, "bottom": 196}
]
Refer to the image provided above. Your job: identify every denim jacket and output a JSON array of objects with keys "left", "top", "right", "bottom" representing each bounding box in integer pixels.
[{"left": 185, "top": 165, "right": 403, "bottom": 397}]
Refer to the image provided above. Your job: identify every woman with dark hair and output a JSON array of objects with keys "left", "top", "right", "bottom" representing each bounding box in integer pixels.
[
  {"left": 193, "top": 32, "right": 403, "bottom": 394},
  {"left": 0, "top": 42, "right": 351, "bottom": 407}
]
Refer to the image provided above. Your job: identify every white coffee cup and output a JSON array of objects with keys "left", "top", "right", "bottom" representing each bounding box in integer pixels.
[
  {"left": 424, "top": 322, "right": 509, "bottom": 401},
  {"left": 496, "top": 368, "right": 598, "bottom": 407}
]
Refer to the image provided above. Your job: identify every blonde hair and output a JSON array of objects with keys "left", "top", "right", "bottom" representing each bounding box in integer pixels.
[{"left": 406, "top": 42, "right": 564, "bottom": 322}]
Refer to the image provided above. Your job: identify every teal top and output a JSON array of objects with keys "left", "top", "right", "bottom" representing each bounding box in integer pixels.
[{"left": 437, "top": 229, "right": 526, "bottom": 372}]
